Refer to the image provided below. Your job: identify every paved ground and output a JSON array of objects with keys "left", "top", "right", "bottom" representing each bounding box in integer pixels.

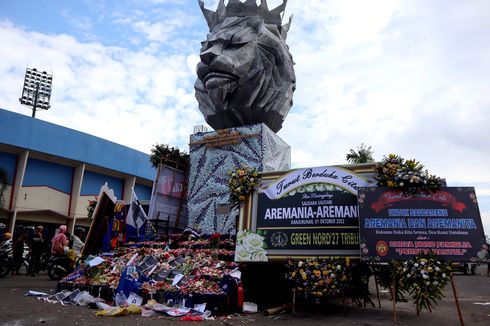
[{"left": 1, "top": 265, "right": 490, "bottom": 325}]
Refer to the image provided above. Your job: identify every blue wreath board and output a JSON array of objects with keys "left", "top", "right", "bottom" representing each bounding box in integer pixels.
[{"left": 187, "top": 123, "right": 290, "bottom": 235}]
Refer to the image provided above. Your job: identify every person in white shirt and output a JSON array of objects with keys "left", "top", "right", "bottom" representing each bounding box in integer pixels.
[{"left": 72, "top": 228, "right": 85, "bottom": 256}]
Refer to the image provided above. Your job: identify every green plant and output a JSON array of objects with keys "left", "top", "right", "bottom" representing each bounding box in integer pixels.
[
  {"left": 0, "top": 168, "right": 8, "bottom": 208},
  {"left": 150, "top": 143, "right": 189, "bottom": 169},
  {"left": 375, "top": 253, "right": 452, "bottom": 315},
  {"left": 346, "top": 143, "right": 375, "bottom": 164},
  {"left": 86, "top": 199, "right": 97, "bottom": 219}
]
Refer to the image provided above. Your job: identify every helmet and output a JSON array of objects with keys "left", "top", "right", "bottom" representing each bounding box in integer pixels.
[
  {"left": 75, "top": 227, "right": 85, "bottom": 235},
  {"left": 3, "top": 232, "right": 12, "bottom": 240}
]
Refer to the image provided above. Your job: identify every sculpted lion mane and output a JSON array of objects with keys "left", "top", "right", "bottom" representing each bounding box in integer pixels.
[{"left": 195, "top": 0, "right": 295, "bottom": 133}]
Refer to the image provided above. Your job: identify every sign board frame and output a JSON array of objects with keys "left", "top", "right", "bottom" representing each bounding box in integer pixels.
[
  {"left": 236, "top": 164, "right": 377, "bottom": 261},
  {"left": 358, "top": 187, "right": 487, "bottom": 262}
]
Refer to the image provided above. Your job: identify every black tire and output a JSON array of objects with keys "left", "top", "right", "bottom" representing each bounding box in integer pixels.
[
  {"left": 0, "top": 263, "right": 10, "bottom": 278},
  {"left": 47, "top": 265, "right": 64, "bottom": 281}
]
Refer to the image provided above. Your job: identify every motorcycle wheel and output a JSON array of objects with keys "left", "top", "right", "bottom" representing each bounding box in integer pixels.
[
  {"left": 47, "top": 265, "right": 65, "bottom": 281},
  {"left": 0, "top": 263, "right": 10, "bottom": 278}
]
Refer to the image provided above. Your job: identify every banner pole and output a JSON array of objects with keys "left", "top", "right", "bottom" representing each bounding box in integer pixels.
[
  {"left": 373, "top": 264, "right": 381, "bottom": 308},
  {"left": 292, "top": 288, "right": 296, "bottom": 315},
  {"left": 450, "top": 274, "right": 465, "bottom": 326},
  {"left": 391, "top": 277, "right": 397, "bottom": 324}
]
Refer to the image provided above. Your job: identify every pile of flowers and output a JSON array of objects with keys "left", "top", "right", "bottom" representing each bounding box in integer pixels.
[
  {"left": 375, "top": 154, "right": 443, "bottom": 193},
  {"left": 227, "top": 166, "right": 260, "bottom": 209},
  {"left": 286, "top": 257, "right": 349, "bottom": 300},
  {"left": 209, "top": 233, "right": 221, "bottom": 248},
  {"left": 391, "top": 252, "right": 452, "bottom": 315},
  {"left": 62, "top": 243, "right": 238, "bottom": 297}
]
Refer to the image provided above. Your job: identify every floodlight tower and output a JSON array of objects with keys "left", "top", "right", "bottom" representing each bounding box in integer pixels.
[{"left": 19, "top": 68, "right": 53, "bottom": 118}]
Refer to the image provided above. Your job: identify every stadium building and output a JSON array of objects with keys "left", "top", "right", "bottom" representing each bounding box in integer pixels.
[{"left": 0, "top": 108, "right": 155, "bottom": 236}]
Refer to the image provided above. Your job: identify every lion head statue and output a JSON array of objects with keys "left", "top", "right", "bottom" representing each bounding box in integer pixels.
[{"left": 195, "top": 0, "right": 295, "bottom": 133}]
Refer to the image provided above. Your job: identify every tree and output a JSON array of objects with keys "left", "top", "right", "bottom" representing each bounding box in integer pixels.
[
  {"left": 0, "top": 168, "right": 7, "bottom": 208},
  {"left": 346, "top": 143, "right": 375, "bottom": 164},
  {"left": 149, "top": 143, "right": 189, "bottom": 170}
]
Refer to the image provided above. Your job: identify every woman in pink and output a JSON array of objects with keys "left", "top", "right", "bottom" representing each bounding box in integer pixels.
[{"left": 51, "top": 225, "right": 68, "bottom": 255}]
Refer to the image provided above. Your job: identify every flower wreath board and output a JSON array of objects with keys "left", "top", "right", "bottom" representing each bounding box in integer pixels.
[{"left": 235, "top": 164, "right": 377, "bottom": 262}]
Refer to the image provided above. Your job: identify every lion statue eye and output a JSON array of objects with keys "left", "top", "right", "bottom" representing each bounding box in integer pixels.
[{"left": 225, "top": 42, "right": 246, "bottom": 50}]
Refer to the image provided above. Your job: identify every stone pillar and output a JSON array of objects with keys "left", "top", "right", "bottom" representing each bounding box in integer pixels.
[
  {"left": 68, "top": 163, "right": 85, "bottom": 234},
  {"left": 8, "top": 150, "right": 29, "bottom": 233},
  {"left": 187, "top": 123, "right": 290, "bottom": 234},
  {"left": 123, "top": 177, "right": 136, "bottom": 203}
]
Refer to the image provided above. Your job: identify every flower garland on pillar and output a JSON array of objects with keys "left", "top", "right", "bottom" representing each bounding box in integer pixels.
[{"left": 227, "top": 166, "right": 260, "bottom": 210}]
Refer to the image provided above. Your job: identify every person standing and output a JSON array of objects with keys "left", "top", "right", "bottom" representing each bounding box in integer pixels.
[
  {"left": 72, "top": 228, "right": 85, "bottom": 257},
  {"left": 12, "top": 226, "right": 28, "bottom": 275},
  {"left": 28, "top": 226, "right": 45, "bottom": 276},
  {"left": 51, "top": 225, "right": 68, "bottom": 256}
]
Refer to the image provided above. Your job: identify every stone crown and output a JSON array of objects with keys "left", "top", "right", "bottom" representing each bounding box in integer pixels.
[{"left": 199, "top": 0, "right": 289, "bottom": 30}]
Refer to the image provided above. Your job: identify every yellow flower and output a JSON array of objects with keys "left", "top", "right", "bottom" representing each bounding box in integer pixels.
[{"left": 291, "top": 272, "right": 296, "bottom": 278}]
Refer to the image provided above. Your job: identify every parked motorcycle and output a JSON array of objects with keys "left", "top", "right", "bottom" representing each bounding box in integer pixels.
[
  {"left": 0, "top": 240, "right": 13, "bottom": 277},
  {"left": 46, "top": 255, "right": 74, "bottom": 280},
  {"left": 0, "top": 242, "right": 30, "bottom": 277}
]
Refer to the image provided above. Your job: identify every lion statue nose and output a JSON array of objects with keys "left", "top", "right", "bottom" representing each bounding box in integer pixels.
[{"left": 200, "top": 44, "right": 221, "bottom": 64}]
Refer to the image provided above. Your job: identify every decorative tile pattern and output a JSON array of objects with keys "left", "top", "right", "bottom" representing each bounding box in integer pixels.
[{"left": 187, "top": 124, "right": 290, "bottom": 234}]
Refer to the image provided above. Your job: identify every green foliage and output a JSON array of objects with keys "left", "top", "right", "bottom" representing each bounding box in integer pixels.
[
  {"left": 375, "top": 154, "right": 443, "bottom": 193},
  {"left": 374, "top": 252, "right": 452, "bottom": 315},
  {"left": 346, "top": 143, "right": 375, "bottom": 164},
  {"left": 149, "top": 143, "right": 189, "bottom": 169},
  {"left": 0, "top": 168, "right": 7, "bottom": 208},
  {"left": 286, "top": 257, "right": 374, "bottom": 306}
]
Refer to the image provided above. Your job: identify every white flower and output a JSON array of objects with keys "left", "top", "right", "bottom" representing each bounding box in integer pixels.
[
  {"left": 251, "top": 249, "right": 268, "bottom": 262},
  {"left": 414, "top": 263, "right": 419, "bottom": 267},
  {"left": 235, "top": 244, "right": 251, "bottom": 262},
  {"left": 242, "top": 233, "right": 265, "bottom": 253},
  {"left": 425, "top": 281, "right": 430, "bottom": 286},
  {"left": 442, "top": 273, "right": 446, "bottom": 278},
  {"left": 423, "top": 274, "right": 429, "bottom": 279},
  {"left": 298, "top": 261, "right": 304, "bottom": 267},
  {"left": 336, "top": 265, "right": 342, "bottom": 270},
  {"left": 407, "top": 274, "right": 411, "bottom": 278},
  {"left": 403, "top": 268, "right": 407, "bottom": 272},
  {"left": 236, "top": 230, "right": 247, "bottom": 244},
  {"left": 433, "top": 281, "right": 438, "bottom": 285},
  {"left": 435, "top": 267, "right": 440, "bottom": 272},
  {"left": 420, "top": 261, "right": 426, "bottom": 266}
]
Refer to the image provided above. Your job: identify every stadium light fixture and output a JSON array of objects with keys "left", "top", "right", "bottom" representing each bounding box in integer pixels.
[{"left": 19, "top": 68, "right": 53, "bottom": 118}]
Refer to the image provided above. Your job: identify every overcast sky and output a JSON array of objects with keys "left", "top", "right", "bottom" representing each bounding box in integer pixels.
[{"left": 1, "top": 0, "right": 489, "bottom": 234}]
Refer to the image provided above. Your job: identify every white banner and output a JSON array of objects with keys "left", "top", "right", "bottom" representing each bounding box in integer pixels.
[{"left": 259, "top": 166, "right": 375, "bottom": 199}]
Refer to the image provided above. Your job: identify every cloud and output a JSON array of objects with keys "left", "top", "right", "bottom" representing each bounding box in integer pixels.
[
  {"left": 1, "top": 0, "right": 489, "bottom": 221},
  {"left": 0, "top": 19, "right": 203, "bottom": 155}
]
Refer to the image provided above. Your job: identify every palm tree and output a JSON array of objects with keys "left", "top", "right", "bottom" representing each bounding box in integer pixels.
[
  {"left": 149, "top": 143, "right": 189, "bottom": 170},
  {"left": 0, "top": 167, "right": 7, "bottom": 208},
  {"left": 346, "top": 143, "right": 375, "bottom": 164}
]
